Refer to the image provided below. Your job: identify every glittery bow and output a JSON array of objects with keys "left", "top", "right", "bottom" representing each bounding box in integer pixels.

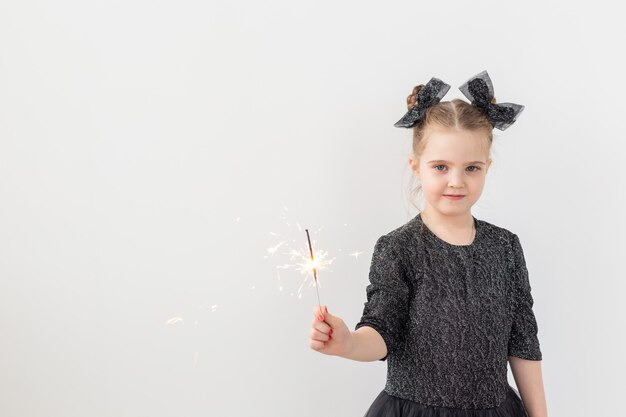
[
  {"left": 458, "top": 70, "right": 525, "bottom": 130},
  {"left": 393, "top": 77, "right": 451, "bottom": 128}
]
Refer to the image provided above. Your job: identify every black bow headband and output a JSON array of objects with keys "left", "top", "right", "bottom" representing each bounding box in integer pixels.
[
  {"left": 394, "top": 70, "right": 524, "bottom": 131},
  {"left": 393, "top": 77, "right": 450, "bottom": 129}
]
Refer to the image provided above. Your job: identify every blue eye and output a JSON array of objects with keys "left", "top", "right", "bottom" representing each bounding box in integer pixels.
[{"left": 432, "top": 165, "right": 481, "bottom": 172}]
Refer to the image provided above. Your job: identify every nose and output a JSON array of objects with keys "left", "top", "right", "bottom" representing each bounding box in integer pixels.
[{"left": 447, "top": 170, "right": 465, "bottom": 188}]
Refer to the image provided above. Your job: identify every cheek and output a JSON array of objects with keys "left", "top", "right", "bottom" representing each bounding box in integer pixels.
[
  {"left": 469, "top": 177, "right": 486, "bottom": 191},
  {"left": 470, "top": 173, "right": 486, "bottom": 183},
  {"left": 422, "top": 174, "right": 446, "bottom": 190}
]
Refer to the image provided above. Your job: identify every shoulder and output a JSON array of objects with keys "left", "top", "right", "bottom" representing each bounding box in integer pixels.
[
  {"left": 475, "top": 218, "right": 525, "bottom": 259},
  {"left": 476, "top": 218, "right": 519, "bottom": 244},
  {"left": 370, "top": 219, "right": 419, "bottom": 282},
  {"left": 370, "top": 217, "right": 422, "bottom": 272},
  {"left": 375, "top": 216, "right": 421, "bottom": 249}
]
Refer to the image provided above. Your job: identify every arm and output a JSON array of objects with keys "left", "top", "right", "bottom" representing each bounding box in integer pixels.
[
  {"left": 509, "top": 356, "right": 548, "bottom": 417},
  {"left": 340, "top": 326, "right": 387, "bottom": 362},
  {"left": 310, "top": 234, "right": 409, "bottom": 361},
  {"left": 309, "top": 307, "right": 387, "bottom": 362},
  {"left": 507, "top": 234, "right": 546, "bottom": 415},
  {"left": 353, "top": 234, "right": 411, "bottom": 361}
]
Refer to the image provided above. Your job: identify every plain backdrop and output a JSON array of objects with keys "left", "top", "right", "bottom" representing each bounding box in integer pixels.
[{"left": 1, "top": 1, "right": 625, "bottom": 416}]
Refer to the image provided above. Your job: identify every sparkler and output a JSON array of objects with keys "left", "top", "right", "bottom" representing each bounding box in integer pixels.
[
  {"left": 305, "top": 228, "right": 323, "bottom": 315},
  {"left": 265, "top": 207, "right": 336, "bottom": 300}
]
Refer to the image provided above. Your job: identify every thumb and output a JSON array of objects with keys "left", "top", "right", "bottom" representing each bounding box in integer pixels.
[{"left": 321, "top": 306, "right": 342, "bottom": 328}]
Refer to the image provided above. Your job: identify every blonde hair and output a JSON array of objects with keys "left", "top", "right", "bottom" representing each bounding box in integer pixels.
[{"left": 406, "top": 85, "right": 495, "bottom": 211}]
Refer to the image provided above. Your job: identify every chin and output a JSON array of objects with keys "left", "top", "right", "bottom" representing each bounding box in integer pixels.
[{"left": 435, "top": 202, "right": 474, "bottom": 215}]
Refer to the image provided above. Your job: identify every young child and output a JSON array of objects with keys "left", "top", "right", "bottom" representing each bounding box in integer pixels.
[{"left": 309, "top": 71, "right": 547, "bottom": 417}]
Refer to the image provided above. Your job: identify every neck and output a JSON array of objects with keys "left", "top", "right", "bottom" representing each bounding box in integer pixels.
[{"left": 420, "top": 208, "right": 474, "bottom": 231}]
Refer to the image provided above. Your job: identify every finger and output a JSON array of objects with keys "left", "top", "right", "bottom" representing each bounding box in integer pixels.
[
  {"left": 309, "top": 339, "right": 328, "bottom": 351},
  {"left": 310, "top": 328, "right": 331, "bottom": 342},
  {"left": 319, "top": 306, "right": 341, "bottom": 329},
  {"left": 312, "top": 320, "right": 331, "bottom": 335},
  {"left": 311, "top": 317, "right": 330, "bottom": 330},
  {"left": 311, "top": 305, "right": 325, "bottom": 320}
]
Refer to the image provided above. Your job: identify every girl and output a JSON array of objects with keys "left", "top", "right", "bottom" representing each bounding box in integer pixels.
[{"left": 308, "top": 71, "right": 548, "bottom": 417}]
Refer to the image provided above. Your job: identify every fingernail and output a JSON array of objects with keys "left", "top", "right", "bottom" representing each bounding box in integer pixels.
[
  {"left": 317, "top": 314, "right": 324, "bottom": 321},
  {"left": 329, "top": 329, "right": 333, "bottom": 335},
  {"left": 324, "top": 306, "right": 328, "bottom": 313},
  {"left": 328, "top": 335, "right": 332, "bottom": 340}
]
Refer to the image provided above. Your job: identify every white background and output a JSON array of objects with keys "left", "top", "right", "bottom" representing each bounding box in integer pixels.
[{"left": 1, "top": 1, "right": 624, "bottom": 416}]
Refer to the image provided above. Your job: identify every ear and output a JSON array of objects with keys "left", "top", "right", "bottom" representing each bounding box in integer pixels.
[
  {"left": 485, "top": 158, "right": 493, "bottom": 173},
  {"left": 408, "top": 154, "right": 420, "bottom": 177}
]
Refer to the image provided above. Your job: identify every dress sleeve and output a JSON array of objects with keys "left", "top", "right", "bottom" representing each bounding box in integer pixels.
[
  {"left": 354, "top": 234, "right": 411, "bottom": 361},
  {"left": 508, "top": 233, "right": 543, "bottom": 360}
]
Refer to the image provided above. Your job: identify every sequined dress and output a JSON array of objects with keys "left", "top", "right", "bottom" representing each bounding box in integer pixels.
[{"left": 355, "top": 213, "right": 542, "bottom": 416}]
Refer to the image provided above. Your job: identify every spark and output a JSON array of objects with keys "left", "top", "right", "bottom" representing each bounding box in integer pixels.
[
  {"left": 297, "top": 278, "right": 306, "bottom": 295},
  {"left": 288, "top": 246, "right": 335, "bottom": 276},
  {"left": 267, "top": 241, "right": 286, "bottom": 255},
  {"left": 349, "top": 251, "right": 364, "bottom": 259},
  {"left": 166, "top": 316, "right": 184, "bottom": 325},
  {"left": 265, "top": 208, "right": 337, "bottom": 301},
  {"left": 277, "top": 273, "right": 283, "bottom": 291}
]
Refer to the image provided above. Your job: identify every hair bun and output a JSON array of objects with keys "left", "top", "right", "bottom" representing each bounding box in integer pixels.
[{"left": 406, "top": 85, "right": 424, "bottom": 110}]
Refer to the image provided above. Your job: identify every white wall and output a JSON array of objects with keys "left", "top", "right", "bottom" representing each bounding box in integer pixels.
[{"left": 1, "top": 1, "right": 624, "bottom": 416}]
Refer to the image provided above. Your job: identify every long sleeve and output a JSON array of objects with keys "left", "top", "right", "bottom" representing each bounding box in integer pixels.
[
  {"left": 355, "top": 234, "right": 412, "bottom": 361},
  {"left": 508, "top": 234, "right": 543, "bottom": 360}
]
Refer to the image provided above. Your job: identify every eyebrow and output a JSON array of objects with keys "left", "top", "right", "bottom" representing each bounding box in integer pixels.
[{"left": 427, "top": 160, "right": 486, "bottom": 165}]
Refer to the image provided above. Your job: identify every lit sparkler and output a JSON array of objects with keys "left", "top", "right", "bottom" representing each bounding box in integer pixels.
[
  {"left": 305, "top": 228, "right": 323, "bottom": 315},
  {"left": 265, "top": 207, "right": 336, "bottom": 299}
]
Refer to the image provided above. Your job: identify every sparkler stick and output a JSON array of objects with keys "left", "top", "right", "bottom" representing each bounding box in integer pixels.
[{"left": 305, "top": 229, "right": 323, "bottom": 315}]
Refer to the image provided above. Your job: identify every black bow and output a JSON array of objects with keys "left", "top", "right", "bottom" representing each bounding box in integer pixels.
[
  {"left": 458, "top": 70, "right": 524, "bottom": 131},
  {"left": 394, "top": 77, "right": 451, "bottom": 128}
]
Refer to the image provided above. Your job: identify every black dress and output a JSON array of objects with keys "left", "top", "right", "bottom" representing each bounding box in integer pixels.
[{"left": 355, "top": 213, "right": 542, "bottom": 416}]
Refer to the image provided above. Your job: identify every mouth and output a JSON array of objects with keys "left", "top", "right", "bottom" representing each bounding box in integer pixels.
[{"left": 444, "top": 194, "right": 465, "bottom": 199}]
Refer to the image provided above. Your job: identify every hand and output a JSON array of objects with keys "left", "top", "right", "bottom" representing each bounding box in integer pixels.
[{"left": 309, "top": 305, "right": 352, "bottom": 357}]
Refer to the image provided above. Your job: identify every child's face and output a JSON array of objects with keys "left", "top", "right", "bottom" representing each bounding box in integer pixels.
[{"left": 408, "top": 127, "right": 492, "bottom": 217}]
